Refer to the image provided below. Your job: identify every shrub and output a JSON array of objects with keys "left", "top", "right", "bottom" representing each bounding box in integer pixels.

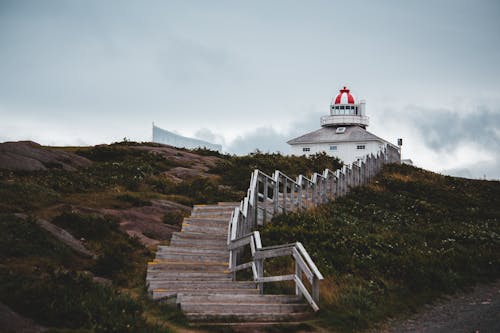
[
  {"left": 0, "top": 181, "right": 60, "bottom": 212},
  {"left": 0, "top": 269, "right": 166, "bottom": 333},
  {"left": 116, "top": 193, "right": 152, "bottom": 207},
  {"left": 211, "top": 151, "right": 342, "bottom": 191},
  {"left": 162, "top": 210, "right": 188, "bottom": 226},
  {"left": 52, "top": 212, "right": 118, "bottom": 241},
  {"left": 0, "top": 214, "right": 73, "bottom": 261}
]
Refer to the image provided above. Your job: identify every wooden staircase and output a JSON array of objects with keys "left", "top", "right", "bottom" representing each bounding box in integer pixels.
[{"left": 147, "top": 203, "right": 311, "bottom": 322}]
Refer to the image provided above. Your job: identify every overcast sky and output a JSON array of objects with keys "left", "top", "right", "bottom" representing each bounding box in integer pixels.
[{"left": 1, "top": 0, "right": 499, "bottom": 179}]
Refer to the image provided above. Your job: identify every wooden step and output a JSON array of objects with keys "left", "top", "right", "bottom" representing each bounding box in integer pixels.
[
  {"left": 171, "top": 231, "right": 227, "bottom": 241},
  {"left": 147, "top": 201, "right": 312, "bottom": 323},
  {"left": 169, "top": 239, "right": 227, "bottom": 250},
  {"left": 155, "top": 252, "right": 228, "bottom": 262},
  {"left": 193, "top": 205, "right": 236, "bottom": 211},
  {"left": 169, "top": 237, "right": 226, "bottom": 246},
  {"left": 148, "top": 260, "right": 228, "bottom": 270},
  {"left": 178, "top": 294, "right": 303, "bottom": 304},
  {"left": 147, "top": 271, "right": 231, "bottom": 280},
  {"left": 152, "top": 288, "right": 259, "bottom": 300},
  {"left": 181, "top": 302, "right": 309, "bottom": 314},
  {"left": 217, "top": 202, "right": 240, "bottom": 207},
  {"left": 181, "top": 224, "right": 228, "bottom": 235},
  {"left": 184, "top": 217, "right": 230, "bottom": 225},
  {"left": 184, "top": 312, "right": 311, "bottom": 322},
  {"left": 156, "top": 246, "right": 228, "bottom": 256},
  {"left": 148, "top": 281, "right": 256, "bottom": 290}
]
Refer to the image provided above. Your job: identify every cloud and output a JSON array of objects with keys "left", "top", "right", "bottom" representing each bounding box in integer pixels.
[
  {"left": 226, "top": 127, "right": 290, "bottom": 154},
  {"left": 194, "top": 128, "right": 225, "bottom": 145},
  {"left": 406, "top": 106, "right": 500, "bottom": 152},
  {"left": 382, "top": 104, "right": 500, "bottom": 179},
  {"left": 225, "top": 111, "right": 322, "bottom": 154}
]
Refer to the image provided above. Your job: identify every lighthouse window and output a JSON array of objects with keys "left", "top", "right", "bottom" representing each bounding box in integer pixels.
[
  {"left": 340, "top": 106, "right": 345, "bottom": 110},
  {"left": 302, "top": 147, "right": 310, "bottom": 152},
  {"left": 357, "top": 145, "right": 365, "bottom": 150},
  {"left": 330, "top": 145, "right": 337, "bottom": 151}
]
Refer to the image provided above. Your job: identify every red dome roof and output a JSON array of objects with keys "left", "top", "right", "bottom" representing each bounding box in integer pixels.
[{"left": 333, "top": 86, "right": 355, "bottom": 104}]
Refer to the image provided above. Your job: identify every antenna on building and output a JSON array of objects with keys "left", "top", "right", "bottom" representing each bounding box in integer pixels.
[{"left": 397, "top": 138, "right": 403, "bottom": 159}]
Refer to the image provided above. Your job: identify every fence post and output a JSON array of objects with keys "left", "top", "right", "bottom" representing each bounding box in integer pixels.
[
  {"left": 257, "top": 259, "right": 264, "bottom": 294},
  {"left": 230, "top": 250, "right": 236, "bottom": 280},
  {"left": 312, "top": 276, "right": 320, "bottom": 303},
  {"left": 295, "top": 261, "right": 302, "bottom": 296},
  {"left": 273, "top": 176, "right": 279, "bottom": 215}
]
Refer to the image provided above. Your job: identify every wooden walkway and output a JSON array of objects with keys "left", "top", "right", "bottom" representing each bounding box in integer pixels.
[{"left": 147, "top": 203, "right": 311, "bottom": 322}]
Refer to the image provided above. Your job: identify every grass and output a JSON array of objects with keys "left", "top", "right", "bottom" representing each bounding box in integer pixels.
[
  {"left": 5, "top": 142, "right": 497, "bottom": 332},
  {"left": 260, "top": 164, "right": 500, "bottom": 331},
  {"left": 0, "top": 142, "right": 342, "bottom": 332},
  {"left": 0, "top": 213, "right": 180, "bottom": 333}
]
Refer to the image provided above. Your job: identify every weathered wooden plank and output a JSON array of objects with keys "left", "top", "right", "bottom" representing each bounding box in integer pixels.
[
  {"left": 253, "top": 247, "right": 294, "bottom": 260},
  {"left": 256, "top": 274, "right": 295, "bottom": 283},
  {"left": 230, "top": 261, "right": 253, "bottom": 273},
  {"left": 295, "top": 276, "right": 319, "bottom": 312},
  {"left": 295, "top": 242, "right": 324, "bottom": 280},
  {"left": 292, "top": 248, "right": 313, "bottom": 284},
  {"left": 228, "top": 235, "right": 252, "bottom": 250}
]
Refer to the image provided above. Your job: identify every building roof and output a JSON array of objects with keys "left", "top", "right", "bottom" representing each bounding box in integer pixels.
[
  {"left": 152, "top": 125, "right": 222, "bottom": 151},
  {"left": 333, "top": 86, "right": 355, "bottom": 104},
  {"left": 287, "top": 125, "right": 393, "bottom": 146}
]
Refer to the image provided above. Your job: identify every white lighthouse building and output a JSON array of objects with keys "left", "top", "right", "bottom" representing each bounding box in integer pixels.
[{"left": 287, "top": 86, "right": 399, "bottom": 165}]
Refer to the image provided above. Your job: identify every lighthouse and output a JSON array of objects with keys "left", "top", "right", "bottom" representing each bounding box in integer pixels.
[{"left": 287, "top": 86, "right": 399, "bottom": 165}]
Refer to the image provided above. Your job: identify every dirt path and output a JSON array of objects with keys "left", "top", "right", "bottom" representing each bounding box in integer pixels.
[{"left": 374, "top": 280, "right": 500, "bottom": 333}]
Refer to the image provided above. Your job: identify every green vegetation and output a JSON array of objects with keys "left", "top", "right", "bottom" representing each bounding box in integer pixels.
[
  {"left": 4, "top": 141, "right": 497, "bottom": 332},
  {"left": 1, "top": 142, "right": 342, "bottom": 332},
  {"left": 0, "top": 213, "right": 181, "bottom": 332},
  {"left": 210, "top": 151, "right": 343, "bottom": 191},
  {"left": 162, "top": 210, "right": 189, "bottom": 226},
  {"left": 261, "top": 164, "right": 500, "bottom": 331}
]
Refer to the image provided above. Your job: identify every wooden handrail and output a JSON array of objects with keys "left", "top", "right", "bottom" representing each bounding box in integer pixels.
[{"left": 227, "top": 144, "right": 401, "bottom": 311}]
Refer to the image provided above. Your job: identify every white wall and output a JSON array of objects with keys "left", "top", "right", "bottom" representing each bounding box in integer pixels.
[{"left": 290, "top": 140, "right": 385, "bottom": 165}]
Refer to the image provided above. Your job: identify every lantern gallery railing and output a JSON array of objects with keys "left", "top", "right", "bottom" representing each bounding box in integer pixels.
[{"left": 227, "top": 144, "right": 400, "bottom": 311}]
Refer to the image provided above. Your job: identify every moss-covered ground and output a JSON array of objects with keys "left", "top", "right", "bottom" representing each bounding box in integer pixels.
[{"left": 261, "top": 164, "right": 500, "bottom": 332}]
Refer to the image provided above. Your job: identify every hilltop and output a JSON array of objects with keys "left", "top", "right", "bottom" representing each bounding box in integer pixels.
[
  {"left": 261, "top": 163, "right": 500, "bottom": 331},
  {"left": 0, "top": 141, "right": 498, "bottom": 332},
  {"left": 0, "top": 141, "right": 341, "bottom": 332}
]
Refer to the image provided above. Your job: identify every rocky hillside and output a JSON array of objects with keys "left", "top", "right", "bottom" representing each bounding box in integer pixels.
[
  {"left": 0, "top": 140, "right": 341, "bottom": 333},
  {"left": 4, "top": 141, "right": 496, "bottom": 332}
]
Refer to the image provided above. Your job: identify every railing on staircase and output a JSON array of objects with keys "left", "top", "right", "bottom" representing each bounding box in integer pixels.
[{"left": 227, "top": 144, "right": 401, "bottom": 311}]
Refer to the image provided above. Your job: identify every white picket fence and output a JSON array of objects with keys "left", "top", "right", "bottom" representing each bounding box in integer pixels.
[{"left": 227, "top": 144, "right": 401, "bottom": 311}]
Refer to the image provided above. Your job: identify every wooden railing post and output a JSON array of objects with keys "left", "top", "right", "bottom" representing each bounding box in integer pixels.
[
  {"left": 312, "top": 276, "right": 320, "bottom": 303},
  {"left": 273, "top": 177, "right": 279, "bottom": 215},
  {"left": 230, "top": 249, "right": 237, "bottom": 280},
  {"left": 263, "top": 177, "right": 268, "bottom": 225},
  {"left": 295, "top": 261, "right": 302, "bottom": 296},
  {"left": 257, "top": 259, "right": 264, "bottom": 294},
  {"left": 283, "top": 177, "right": 288, "bottom": 213}
]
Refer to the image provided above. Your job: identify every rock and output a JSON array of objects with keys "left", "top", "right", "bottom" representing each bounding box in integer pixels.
[{"left": 0, "top": 141, "right": 91, "bottom": 171}]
